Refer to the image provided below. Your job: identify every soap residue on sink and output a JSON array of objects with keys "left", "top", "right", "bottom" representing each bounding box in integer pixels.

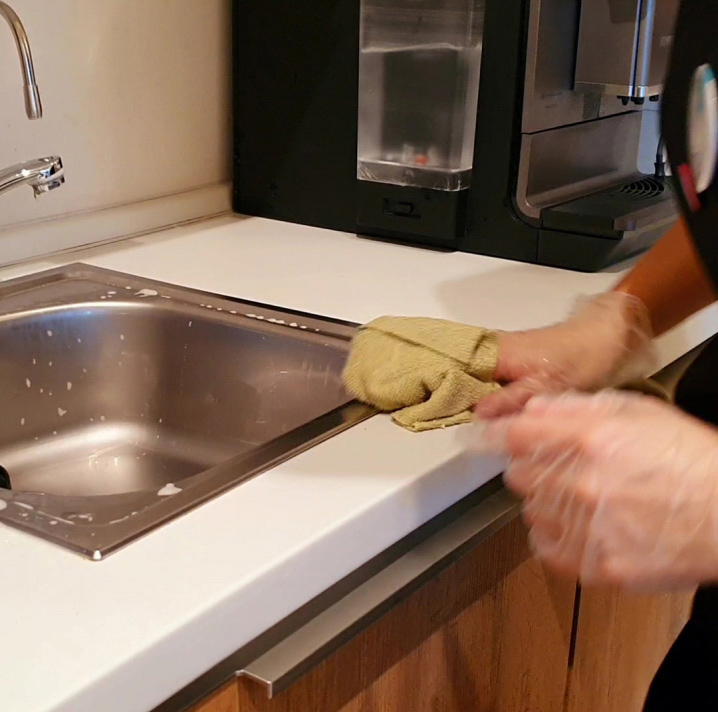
[{"left": 158, "top": 483, "right": 182, "bottom": 497}]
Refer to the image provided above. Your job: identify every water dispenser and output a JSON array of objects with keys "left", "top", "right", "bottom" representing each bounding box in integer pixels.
[{"left": 357, "top": 0, "right": 485, "bottom": 192}]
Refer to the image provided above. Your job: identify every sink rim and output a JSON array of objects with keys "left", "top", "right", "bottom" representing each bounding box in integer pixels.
[{"left": 0, "top": 264, "right": 374, "bottom": 560}]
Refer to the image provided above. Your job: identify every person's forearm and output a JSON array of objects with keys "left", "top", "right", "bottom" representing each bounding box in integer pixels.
[{"left": 614, "top": 218, "right": 717, "bottom": 336}]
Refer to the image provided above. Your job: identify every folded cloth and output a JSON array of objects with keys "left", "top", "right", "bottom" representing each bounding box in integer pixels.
[{"left": 342, "top": 316, "right": 501, "bottom": 432}]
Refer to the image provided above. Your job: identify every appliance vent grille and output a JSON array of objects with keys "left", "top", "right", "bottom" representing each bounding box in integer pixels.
[{"left": 612, "top": 177, "right": 666, "bottom": 200}]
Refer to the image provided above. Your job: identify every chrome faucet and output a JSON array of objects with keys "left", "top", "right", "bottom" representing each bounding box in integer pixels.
[
  {"left": 0, "top": 2, "right": 64, "bottom": 198},
  {"left": 0, "top": 157, "right": 64, "bottom": 197},
  {"left": 0, "top": 1, "right": 41, "bottom": 119}
]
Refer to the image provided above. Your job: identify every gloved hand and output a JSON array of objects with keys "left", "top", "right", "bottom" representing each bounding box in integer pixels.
[
  {"left": 475, "top": 292, "right": 656, "bottom": 419},
  {"left": 473, "top": 391, "right": 718, "bottom": 590}
]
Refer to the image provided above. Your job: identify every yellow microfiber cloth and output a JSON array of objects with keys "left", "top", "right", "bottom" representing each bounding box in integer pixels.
[{"left": 342, "top": 316, "right": 501, "bottom": 432}]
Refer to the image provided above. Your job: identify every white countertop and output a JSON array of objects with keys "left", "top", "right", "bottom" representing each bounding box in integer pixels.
[{"left": 1, "top": 215, "right": 717, "bottom": 712}]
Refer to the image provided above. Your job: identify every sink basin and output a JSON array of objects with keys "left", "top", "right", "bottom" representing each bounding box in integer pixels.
[{"left": 0, "top": 265, "right": 373, "bottom": 558}]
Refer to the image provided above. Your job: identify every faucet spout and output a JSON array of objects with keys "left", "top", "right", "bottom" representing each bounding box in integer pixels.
[
  {"left": 0, "top": 1, "right": 42, "bottom": 119},
  {"left": 0, "top": 157, "right": 64, "bottom": 198}
]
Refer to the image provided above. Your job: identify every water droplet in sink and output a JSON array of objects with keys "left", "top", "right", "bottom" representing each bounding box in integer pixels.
[
  {"left": 158, "top": 483, "right": 182, "bottom": 496},
  {"left": 48, "top": 361, "right": 52, "bottom": 367},
  {"left": 49, "top": 520, "right": 58, "bottom": 526},
  {"left": 20, "top": 418, "right": 25, "bottom": 426},
  {"left": 188, "top": 321, "right": 192, "bottom": 327},
  {"left": 25, "top": 378, "right": 31, "bottom": 388},
  {"left": 53, "top": 431, "right": 57, "bottom": 436},
  {"left": 108, "top": 291, "right": 116, "bottom": 296},
  {"left": 77, "top": 338, "right": 82, "bottom": 344},
  {"left": 100, "top": 295, "right": 107, "bottom": 300},
  {"left": 135, "top": 289, "right": 158, "bottom": 298},
  {"left": 40, "top": 388, "right": 44, "bottom": 394},
  {"left": 47, "top": 330, "right": 53, "bottom": 337},
  {"left": 58, "top": 408, "right": 67, "bottom": 417},
  {"left": 100, "top": 416, "right": 106, "bottom": 422},
  {"left": 0, "top": 501, "right": 7, "bottom": 511},
  {"left": 32, "top": 358, "right": 36, "bottom": 365},
  {"left": 120, "top": 335, "right": 125, "bottom": 341},
  {"left": 67, "top": 382, "right": 72, "bottom": 391}
]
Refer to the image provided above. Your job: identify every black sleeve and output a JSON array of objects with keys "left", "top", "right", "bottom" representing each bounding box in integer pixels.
[{"left": 662, "top": 0, "right": 718, "bottom": 288}]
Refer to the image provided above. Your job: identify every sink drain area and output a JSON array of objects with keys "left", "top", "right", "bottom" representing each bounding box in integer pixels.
[{"left": 0, "top": 465, "right": 10, "bottom": 491}]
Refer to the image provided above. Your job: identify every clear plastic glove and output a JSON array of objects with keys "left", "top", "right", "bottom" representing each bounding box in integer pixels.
[
  {"left": 475, "top": 292, "right": 656, "bottom": 419},
  {"left": 473, "top": 392, "right": 718, "bottom": 590}
]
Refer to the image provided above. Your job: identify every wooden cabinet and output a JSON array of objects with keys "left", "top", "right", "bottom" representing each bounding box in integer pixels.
[
  {"left": 189, "top": 683, "right": 238, "bottom": 712},
  {"left": 235, "top": 519, "right": 576, "bottom": 712},
  {"left": 565, "top": 587, "right": 692, "bottom": 712},
  {"left": 191, "top": 519, "right": 692, "bottom": 712}
]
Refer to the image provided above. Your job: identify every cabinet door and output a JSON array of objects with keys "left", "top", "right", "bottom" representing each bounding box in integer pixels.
[
  {"left": 189, "top": 683, "right": 238, "bottom": 712},
  {"left": 235, "top": 519, "right": 577, "bottom": 712},
  {"left": 565, "top": 587, "right": 693, "bottom": 712}
]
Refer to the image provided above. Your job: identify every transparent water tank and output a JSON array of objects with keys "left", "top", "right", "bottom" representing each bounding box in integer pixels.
[{"left": 357, "top": 0, "right": 486, "bottom": 192}]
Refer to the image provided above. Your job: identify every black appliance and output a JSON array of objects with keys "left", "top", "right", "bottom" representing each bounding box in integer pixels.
[{"left": 233, "top": 0, "right": 680, "bottom": 271}]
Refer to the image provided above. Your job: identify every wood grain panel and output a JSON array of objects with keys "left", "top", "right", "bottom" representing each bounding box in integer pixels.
[
  {"left": 190, "top": 682, "right": 239, "bottom": 712},
  {"left": 236, "top": 519, "right": 576, "bottom": 712},
  {"left": 564, "top": 587, "right": 693, "bottom": 712}
]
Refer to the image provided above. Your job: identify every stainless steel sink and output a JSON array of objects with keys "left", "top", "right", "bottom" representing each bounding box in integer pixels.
[{"left": 0, "top": 265, "right": 373, "bottom": 559}]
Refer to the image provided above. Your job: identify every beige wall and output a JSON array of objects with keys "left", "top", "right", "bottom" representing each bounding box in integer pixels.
[{"left": 0, "top": 0, "right": 231, "bottom": 231}]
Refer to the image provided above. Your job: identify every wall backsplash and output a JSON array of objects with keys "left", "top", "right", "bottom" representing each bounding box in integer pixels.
[{"left": 0, "top": 0, "right": 231, "bottom": 237}]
